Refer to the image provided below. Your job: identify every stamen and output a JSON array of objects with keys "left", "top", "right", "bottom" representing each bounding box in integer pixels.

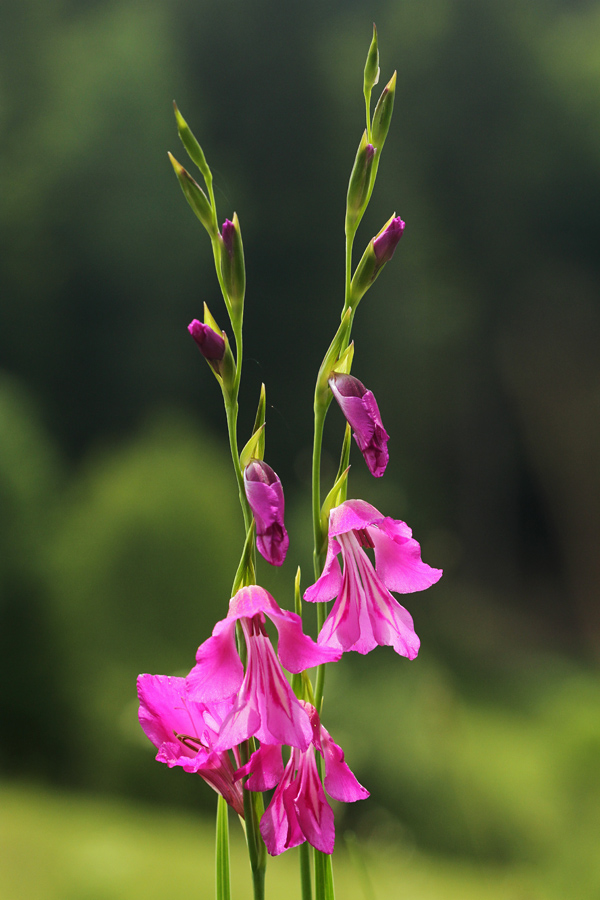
[
  {"left": 174, "top": 731, "right": 206, "bottom": 752},
  {"left": 354, "top": 527, "right": 375, "bottom": 549}
]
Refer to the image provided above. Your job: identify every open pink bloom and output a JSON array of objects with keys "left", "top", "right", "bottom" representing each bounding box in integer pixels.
[
  {"left": 137, "top": 673, "right": 244, "bottom": 816},
  {"left": 304, "top": 499, "right": 442, "bottom": 657},
  {"left": 186, "top": 586, "right": 340, "bottom": 751},
  {"left": 236, "top": 703, "right": 368, "bottom": 856},
  {"left": 329, "top": 372, "right": 389, "bottom": 477},
  {"left": 244, "top": 460, "right": 289, "bottom": 566}
]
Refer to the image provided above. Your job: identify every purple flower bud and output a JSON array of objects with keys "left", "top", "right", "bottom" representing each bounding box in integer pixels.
[
  {"left": 244, "top": 460, "right": 289, "bottom": 566},
  {"left": 221, "top": 218, "right": 236, "bottom": 256},
  {"left": 188, "top": 319, "right": 226, "bottom": 361},
  {"left": 329, "top": 373, "right": 389, "bottom": 477},
  {"left": 373, "top": 216, "right": 405, "bottom": 265}
]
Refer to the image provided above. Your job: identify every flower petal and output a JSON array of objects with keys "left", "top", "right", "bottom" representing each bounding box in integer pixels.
[
  {"left": 371, "top": 519, "right": 443, "bottom": 593},
  {"left": 320, "top": 727, "right": 369, "bottom": 803},
  {"left": 186, "top": 617, "right": 242, "bottom": 703},
  {"left": 293, "top": 750, "right": 335, "bottom": 855},
  {"left": 235, "top": 744, "right": 284, "bottom": 792},
  {"left": 303, "top": 537, "right": 343, "bottom": 604}
]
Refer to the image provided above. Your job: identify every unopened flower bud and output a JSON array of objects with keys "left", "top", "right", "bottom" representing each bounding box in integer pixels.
[
  {"left": 349, "top": 214, "right": 405, "bottom": 306},
  {"left": 329, "top": 372, "right": 389, "bottom": 477},
  {"left": 168, "top": 153, "right": 217, "bottom": 237},
  {"left": 373, "top": 215, "right": 405, "bottom": 264},
  {"left": 363, "top": 24, "right": 380, "bottom": 96},
  {"left": 188, "top": 317, "right": 235, "bottom": 392},
  {"left": 346, "top": 132, "right": 376, "bottom": 232},
  {"left": 371, "top": 71, "right": 396, "bottom": 151},
  {"left": 220, "top": 213, "right": 246, "bottom": 322},
  {"left": 188, "top": 319, "right": 225, "bottom": 362},
  {"left": 244, "top": 460, "right": 289, "bottom": 566},
  {"left": 173, "top": 102, "right": 213, "bottom": 187}
]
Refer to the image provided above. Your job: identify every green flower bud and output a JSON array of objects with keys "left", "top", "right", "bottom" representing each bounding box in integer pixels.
[
  {"left": 219, "top": 213, "right": 246, "bottom": 323},
  {"left": 173, "top": 102, "right": 213, "bottom": 188},
  {"left": 363, "top": 24, "right": 380, "bottom": 96},
  {"left": 346, "top": 131, "right": 376, "bottom": 233},
  {"left": 168, "top": 153, "right": 217, "bottom": 237},
  {"left": 372, "top": 71, "right": 397, "bottom": 151}
]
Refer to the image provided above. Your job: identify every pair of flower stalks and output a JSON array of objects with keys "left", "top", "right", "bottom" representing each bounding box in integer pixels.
[{"left": 137, "top": 27, "right": 442, "bottom": 900}]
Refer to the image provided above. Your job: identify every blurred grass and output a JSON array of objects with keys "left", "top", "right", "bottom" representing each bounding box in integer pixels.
[{"left": 0, "top": 783, "right": 547, "bottom": 900}]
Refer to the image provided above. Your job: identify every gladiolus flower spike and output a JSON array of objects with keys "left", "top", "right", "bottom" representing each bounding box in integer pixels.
[{"left": 304, "top": 499, "right": 442, "bottom": 657}]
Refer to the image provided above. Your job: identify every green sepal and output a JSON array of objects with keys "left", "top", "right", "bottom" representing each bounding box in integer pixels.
[
  {"left": 240, "top": 423, "right": 265, "bottom": 469},
  {"left": 345, "top": 131, "right": 377, "bottom": 233},
  {"left": 372, "top": 71, "right": 396, "bottom": 151},
  {"left": 203, "top": 301, "right": 222, "bottom": 333},
  {"left": 217, "top": 331, "right": 237, "bottom": 398},
  {"left": 231, "top": 520, "right": 256, "bottom": 594},
  {"left": 363, "top": 24, "right": 380, "bottom": 96},
  {"left": 252, "top": 384, "right": 267, "bottom": 450},
  {"left": 331, "top": 342, "right": 354, "bottom": 376},
  {"left": 315, "top": 308, "right": 352, "bottom": 408},
  {"left": 173, "top": 102, "right": 213, "bottom": 188},
  {"left": 215, "top": 795, "right": 232, "bottom": 900},
  {"left": 168, "top": 152, "right": 217, "bottom": 237},
  {"left": 294, "top": 566, "right": 303, "bottom": 617},
  {"left": 320, "top": 464, "right": 350, "bottom": 543}
]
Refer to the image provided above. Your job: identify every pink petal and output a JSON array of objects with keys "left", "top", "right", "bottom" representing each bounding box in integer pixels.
[
  {"left": 227, "top": 584, "right": 277, "bottom": 620},
  {"left": 371, "top": 520, "right": 443, "bottom": 593},
  {"left": 320, "top": 727, "right": 369, "bottom": 803},
  {"left": 303, "top": 538, "right": 342, "bottom": 603},
  {"left": 272, "top": 604, "right": 341, "bottom": 671},
  {"left": 327, "top": 499, "right": 383, "bottom": 536},
  {"left": 235, "top": 744, "right": 284, "bottom": 792},
  {"left": 293, "top": 750, "right": 335, "bottom": 855},
  {"left": 260, "top": 757, "right": 304, "bottom": 856},
  {"left": 186, "top": 617, "right": 242, "bottom": 703}
]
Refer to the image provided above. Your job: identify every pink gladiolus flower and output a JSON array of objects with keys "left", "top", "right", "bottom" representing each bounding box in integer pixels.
[
  {"left": 244, "top": 459, "right": 289, "bottom": 566},
  {"left": 329, "top": 372, "right": 389, "bottom": 477},
  {"left": 186, "top": 585, "right": 340, "bottom": 751},
  {"left": 137, "top": 673, "right": 245, "bottom": 816},
  {"left": 188, "top": 319, "right": 226, "bottom": 361},
  {"left": 304, "top": 499, "right": 442, "bottom": 657},
  {"left": 237, "top": 703, "right": 369, "bottom": 856}
]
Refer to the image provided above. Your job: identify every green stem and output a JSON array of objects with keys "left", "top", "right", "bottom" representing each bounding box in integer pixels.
[
  {"left": 299, "top": 843, "right": 314, "bottom": 900},
  {"left": 311, "top": 402, "right": 327, "bottom": 580},
  {"left": 225, "top": 398, "right": 251, "bottom": 533},
  {"left": 240, "top": 741, "right": 267, "bottom": 900},
  {"left": 215, "top": 795, "right": 231, "bottom": 900}
]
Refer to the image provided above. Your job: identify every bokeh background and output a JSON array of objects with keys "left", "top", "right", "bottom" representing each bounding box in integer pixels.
[{"left": 2, "top": 0, "right": 600, "bottom": 897}]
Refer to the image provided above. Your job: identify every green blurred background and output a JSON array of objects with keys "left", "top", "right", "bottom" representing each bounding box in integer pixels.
[{"left": 2, "top": 0, "right": 600, "bottom": 897}]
